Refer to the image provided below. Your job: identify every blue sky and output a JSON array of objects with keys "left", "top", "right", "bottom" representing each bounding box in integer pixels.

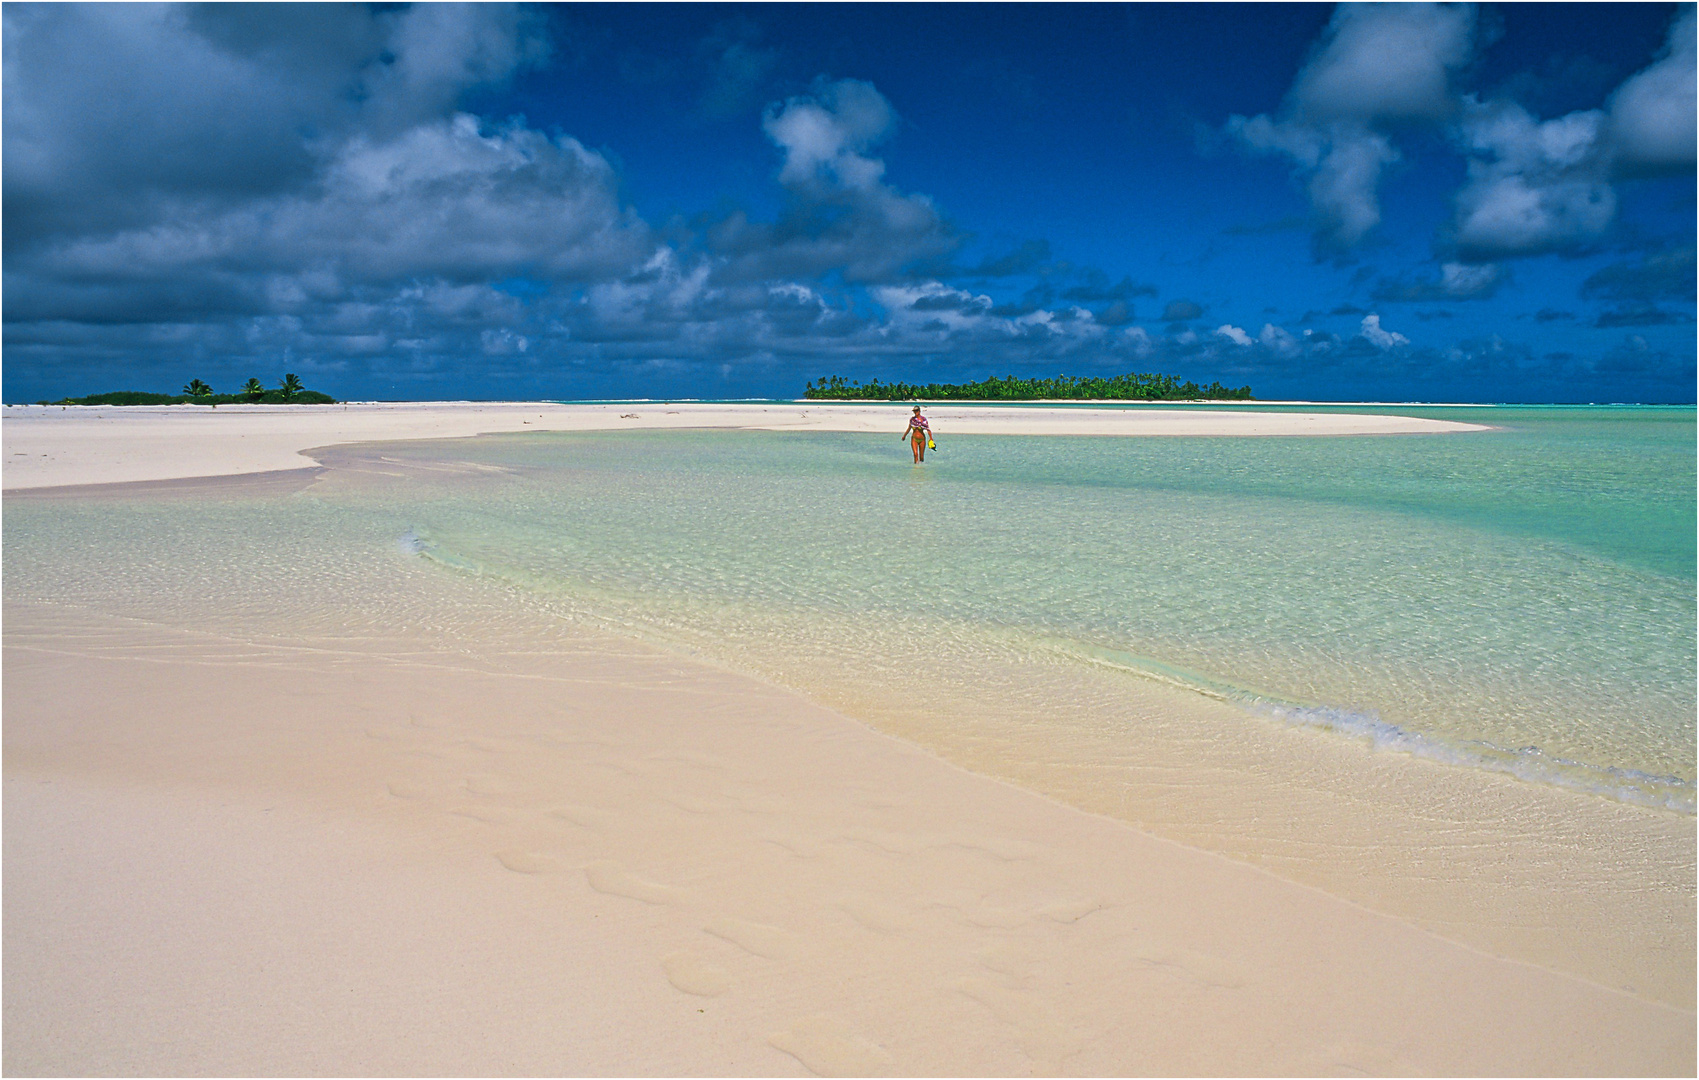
[{"left": 4, "top": 3, "right": 1694, "bottom": 403}]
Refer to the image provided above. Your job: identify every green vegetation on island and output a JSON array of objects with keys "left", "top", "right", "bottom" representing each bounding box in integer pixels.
[
  {"left": 38, "top": 373, "right": 337, "bottom": 406},
  {"left": 803, "top": 371, "right": 1253, "bottom": 401}
]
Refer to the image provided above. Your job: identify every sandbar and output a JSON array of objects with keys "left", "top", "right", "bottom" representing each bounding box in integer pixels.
[{"left": 1, "top": 400, "right": 1490, "bottom": 491}]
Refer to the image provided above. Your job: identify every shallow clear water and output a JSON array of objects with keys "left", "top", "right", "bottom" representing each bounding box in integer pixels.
[
  {"left": 7, "top": 407, "right": 1691, "bottom": 814},
  {"left": 282, "top": 406, "right": 1693, "bottom": 814}
]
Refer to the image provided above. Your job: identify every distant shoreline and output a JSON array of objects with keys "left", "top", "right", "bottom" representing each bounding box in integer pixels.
[{"left": 12, "top": 396, "right": 1689, "bottom": 408}]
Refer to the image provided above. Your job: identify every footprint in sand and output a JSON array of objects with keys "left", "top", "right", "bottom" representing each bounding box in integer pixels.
[
  {"left": 548, "top": 804, "right": 609, "bottom": 828},
  {"left": 1039, "top": 897, "right": 1103, "bottom": 924},
  {"left": 1133, "top": 944, "right": 1247, "bottom": 989},
  {"left": 945, "top": 836, "right": 1043, "bottom": 862},
  {"left": 662, "top": 952, "right": 730, "bottom": 997},
  {"left": 450, "top": 805, "right": 519, "bottom": 826},
  {"left": 463, "top": 773, "right": 524, "bottom": 798},
  {"left": 584, "top": 861, "right": 683, "bottom": 905},
  {"left": 662, "top": 793, "right": 722, "bottom": 815},
  {"left": 1304, "top": 1040, "right": 1422, "bottom": 1077},
  {"left": 958, "top": 903, "right": 1028, "bottom": 929},
  {"left": 761, "top": 831, "right": 822, "bottom": 859},
  {"left": 703, "top": 916, "right": 798, "bottom": 961},
  {"left": 840, "top": 828, "right": 925, "bottom": 857},
  {"left": 768, "top": 1014, "right": 892, "bottom": 1077},
  {"left": 494, "top": 849, "right": 561, "bottom": 874},
  {"left": 975, "top": 942, "right": 1037, "bottom": 979}
]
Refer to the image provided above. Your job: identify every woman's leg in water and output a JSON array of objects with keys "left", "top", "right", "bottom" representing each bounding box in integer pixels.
[{"left": 912, "top": 434, "right": 925, "bottom": 462}]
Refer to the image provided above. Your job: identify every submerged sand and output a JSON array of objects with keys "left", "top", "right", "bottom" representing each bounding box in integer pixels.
[{"left": 4, "top": 404, "right": 1690, "bottom": 1076}]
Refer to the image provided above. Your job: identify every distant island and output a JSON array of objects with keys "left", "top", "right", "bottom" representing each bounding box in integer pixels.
[
  {"left": 803, "top": 372, "right": 1253, "bottom": 401},
  {"left": 38, "top": 374, "right": 337, "bottom": 406}
]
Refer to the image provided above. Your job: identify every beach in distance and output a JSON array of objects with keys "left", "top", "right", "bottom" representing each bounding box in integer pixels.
[{"left": 4, "top": 401, "right": 1693, "bottom": 1076}]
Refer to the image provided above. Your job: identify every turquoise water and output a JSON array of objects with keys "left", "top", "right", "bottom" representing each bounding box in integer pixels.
[{"left": 264, "top": 404, "right": 1692, "bottom": 814}]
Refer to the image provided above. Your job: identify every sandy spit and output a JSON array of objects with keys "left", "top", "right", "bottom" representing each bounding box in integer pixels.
[{"left": 1, "top": 400, "right": 1490, "bottom": 491}]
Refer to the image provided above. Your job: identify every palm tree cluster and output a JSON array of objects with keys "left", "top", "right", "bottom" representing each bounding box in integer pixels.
[
  {"left": 804, "top": 371, "right": 1254, "bottom": 401},
  {"left": 178, "top": 373, "right": 309, "bottom": 400},
  {"left": 49, "top": 374, "right": 338, "bottom": 406}
]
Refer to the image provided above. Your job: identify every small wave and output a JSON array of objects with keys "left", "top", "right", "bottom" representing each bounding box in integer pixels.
[
  {"left": 1263, "top": 702, "right": 1695, "bottom": 814},
  {"left": 1044, "top": 638, "right": 1696, "bottom": 815}
]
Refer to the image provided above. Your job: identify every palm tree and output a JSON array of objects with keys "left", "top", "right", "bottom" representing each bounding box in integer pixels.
[
  {"left": 242, "top": 378, "right": 265, "bottom": 400},
  {"left": 183, "top": 379, "right": 213, "bottom": 397},
  {"left": 278, "top": 373, "right": 303, "bottom": 400}
]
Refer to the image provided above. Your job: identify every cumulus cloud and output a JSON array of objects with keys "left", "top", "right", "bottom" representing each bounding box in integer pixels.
[
  {"left": 1607, "top": 7, "right": 1698, "bottom": 177},
  {"left": 10, "top": 114, "right": 654, "bottom": 325},
  {"left": 2, "top": 4, "right": 548, "bottom": 244},
  {"left": 1227, "top": 3, "right": 1476, "bottom": 251},
  {"left": 1448, "top": 98, "right": 1616, "bottom": 259},
  {"left": 764, "top": 78, "right": 897, "bottom": 192},
  {"left": 1372, "top": 260, "right": 1506, "bottom": 301},
  {"left": 1230, "top": 5, "right": 1695, "bottom": 261},
  {"left": 4, "top": 11, "right": 1004, "bottom": 393},
  {"left": 1214, "top": 324, "right": 1254, "bottom": 346},
  {"left": 703, "top": 78, "right": 959, "bottom": 283},
  {"left": 1281, "top": 3, "right": 1475, "bottom": 127},
  {"left": 1258, "top": 323, "right": 1302, "bottom": 356},
  {"left": 1446, "top": 9, "right": 1694, "bottom": 261},
  {"left": 1358, "top": 313, "right": 1410, "bottom": 349}
]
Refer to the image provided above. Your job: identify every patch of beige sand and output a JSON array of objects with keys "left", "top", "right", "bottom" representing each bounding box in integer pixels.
[
  {"left": 0, "top": 400, "right": 1490, "bottom": 491},
  {"left": 4, "top": 601, "right": 1690, "bottom": 1076}
]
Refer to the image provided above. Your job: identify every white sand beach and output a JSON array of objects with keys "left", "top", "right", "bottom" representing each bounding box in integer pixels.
[{"left": 4, "top": 403, "right": 1689, "bottom": 1076}]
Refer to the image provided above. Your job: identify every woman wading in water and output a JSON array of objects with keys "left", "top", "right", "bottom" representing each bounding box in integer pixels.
[{"left": 902, "top": 405, "right": 935, "bottom": 463}]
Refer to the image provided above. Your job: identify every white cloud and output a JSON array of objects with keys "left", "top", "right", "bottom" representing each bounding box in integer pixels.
[
  {"left": 1444, "top": 8, "right": 1691, "bottom": 260},
  {"left": 1436, "top": 261, "right": 1503, "bottom": 299},
  {"left": 1449, "top": 98, "right": 1615, "bottom": 259},
  {"left": 697, "top": 78, "right": 958, "bottom": 284},
  {"left": 1359, "top": 313, "right": 1410, "bottom": 349},
  {"left": 1231, "top": 5, "right": 1694, "bottom": 261},
  {"left": 1259, "top": 323, "right": 1301, "bottom": 356},
  {"left": 1373, "top": 259, "right": 1506, "bottom": 301},
  {"left": 1608, "top": 7, "right": 1697, "bottom": 176},
  {"left": 1226, "top": 3, "right": 1476, "bottom": 251},
  {"left": 1284, "top": 2, "right": 1475, "bottom": 126},
  {"left": 764, "top": 78, "right": 896, "bottom": 192},
  {"left": 1214, "top": 323, "right": 1254, "bottom": 346}
]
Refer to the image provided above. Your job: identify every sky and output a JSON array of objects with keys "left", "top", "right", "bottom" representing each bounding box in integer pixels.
[{"left": 4, "top": 2, "right": 1694, "bottom": 403}]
